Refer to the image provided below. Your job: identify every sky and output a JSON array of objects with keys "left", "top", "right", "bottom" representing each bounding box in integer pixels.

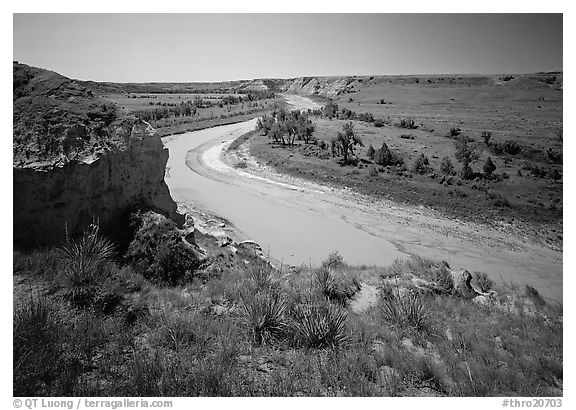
[{"left": 13, "top": 13, "right": 563, "bottom": 83}]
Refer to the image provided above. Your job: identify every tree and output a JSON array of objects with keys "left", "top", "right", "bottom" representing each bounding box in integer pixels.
[
  {"left": 453, "top": 137, "right": 479, "bottom": 167},
  {"left": 454, "top": 137, "right": 479, "bottom": 180},
  {"left": 483, "top": 156, "right": 496, "bottom": 177},
  {"left": 374, "top": 141, "right": 403, "bottom": 167},
  {"left": 323, "top": 100, "right": 339, "bottom": 120},
  {"left": 330, "top": 121, "right": 363, "bottom": 163}
]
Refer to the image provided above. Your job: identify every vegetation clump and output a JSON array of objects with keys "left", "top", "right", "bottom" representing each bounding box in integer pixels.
[
  {"left": 398, "top": 118, "right": 417, "bottom": 129},
  {"left": 374, "top": 141, "right": 403, "bottom": 167},
  {"left": 125, "top": 211, "right": 200, "bottom": 286},
  {"left": 440, "top": 156, "right": 455, "bottom": 175},
  {"left": 412, "top": 153, "right": 431, "bottom": 174},
  {"left": 330, "top": 121, "right": 364, "bottom": 164},
  {"left": 57, "top": 222, "right": 115, "bottom": 307}
]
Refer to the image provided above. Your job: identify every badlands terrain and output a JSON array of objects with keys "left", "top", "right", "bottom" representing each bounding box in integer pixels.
[{"left": 13, "top": 63, "right": 563, "bottom": 397}]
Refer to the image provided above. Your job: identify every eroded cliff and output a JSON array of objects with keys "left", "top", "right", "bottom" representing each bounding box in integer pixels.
[{"left": 13, "top": 62, "right": 182, "bottom": 246}]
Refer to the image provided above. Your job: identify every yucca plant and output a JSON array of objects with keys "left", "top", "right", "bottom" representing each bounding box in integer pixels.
[
  {"left": 241, "top": 290, "right": 289, "bottom": 346},
  {"left": 57, "top": 222, "right": 115, "bottom": 306},
  {"left": 315, "top": 267, "right": 336, "bottom": 297},
  {"left": 248, "top": 264, "right": 281, "bottom": 293},
  {"left": 379, "top": 286, "right": 429, "bottom": 333},
  {"left": 315, "top": 268, "right": 361, "bottom": 305},
  {"left": 292, "top": 301, "right": 349, "bottom": 348}
]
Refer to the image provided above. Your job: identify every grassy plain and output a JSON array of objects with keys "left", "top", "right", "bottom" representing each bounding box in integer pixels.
[{"left": 249, "top": 75, "right": 563, "bottom": 248}]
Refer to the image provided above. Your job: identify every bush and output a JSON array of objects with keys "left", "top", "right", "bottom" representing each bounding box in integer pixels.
[
  {"left": 292, "top": 301, "right": 349, "bottom": 348},
  {"left": 503, "top": 140, "right": 522, "bottom": 155},
  {"left": 57, "top": 222, "right": 115, "bottom": 307},
  {"left": 473, "top": 272, "right": 494, "bottom": 293},
  {"left": 399, "top": 118, "right": 417, "bottom": 129},
  {"left": 525, "top": 285, "right": 545, "bottom": 307},
  {"left": 440, "top": 156, "right": 455, "bottom": 175},
  {"left": 447, "top": 127, "right": 462, "bottom": 137},
  {"left": 374, "top": 141, "right": 403, "bottom": 167},
  {"left": 412, "top": 153, "right": 430, "bottom": 174},
  {"left": 460, "top": 164, "right": 475, "bottom": 180},
  {"left": 454, "top": 137, "right": 479, "bottom": 166},
  {"left": 315, "top": 268, "right": 361, "bottom": 305},
  {"left": 481, "top": 131, "right": 492, "bottom": 145},
  {"left": 373, "top": 118, "right": 385, "bottom": 128},
  {"left": 549, "top": 168, "right": 562, "bottom": 181},
  {"left": 126, "top": 212, "right": 201, "bottom": 286},
  {"left": 366, "top": 144, "right": 375, "bottom": 159},
  {"left": 483, "top": 157, "right": 496, "bottom": 177},
  {"left": 368, "top": 166, "right": 378, "bottom": 177},
  {"left": 321, "top": 251, "right": 345, "bottom": 270}
]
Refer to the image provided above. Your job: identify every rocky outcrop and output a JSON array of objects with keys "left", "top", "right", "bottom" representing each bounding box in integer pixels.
[{"left": 13, "top": 63, "right": 182, "bottom": 246}]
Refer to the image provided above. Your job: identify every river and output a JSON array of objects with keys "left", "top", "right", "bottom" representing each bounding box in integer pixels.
[{"left": 162, "top": 95, "right": 562, "bottom": 302}]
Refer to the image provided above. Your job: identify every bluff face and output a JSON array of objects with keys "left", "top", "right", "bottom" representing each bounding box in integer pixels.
[{"left": 13, "top": 63, "right": 182, "bottom": 246}]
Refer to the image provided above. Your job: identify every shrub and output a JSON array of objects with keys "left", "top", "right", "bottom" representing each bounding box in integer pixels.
[
  {"left": 126, "top": 212, "right": 201, "bottom": 286},
  {"left": 57, "top": 222, "right": 115, "bottom": 307},
  {"left": 546, "top": 148, "right": 562, "bottom": 164},
  {"left": 315, "top": 268, "right": 361, "bottom": 305},
  {"left": 483, "top": 157, "right": 496, "bottom": 177},
  {"left": 503, "top": 140, "right": 522, "bottom": 155},
  {"left": 448, "top": 126, "right": 462, "bottom": 137},
  {"left": 366, "top": 144, "right": 376, "bottom": 159},
  {"left": 460, "top": 164, "right": 475, "bottom": 180},
  {"left": 321, "top": 251, "right": 345, "bottom": 270},
  {"left": 374, "top": 141, "right": 403, "bottom": 167},
  {"left": 399, "top": 118, "right": 417, "bottom": 129},
  {"left": 473, "top": 272, "right": 494, "bottom": 293},
  {"left": 368, "top": 166, "right": 378, "bottom": 177},
  {"left": 292, "top": 301, "right": 349, "bottom": 348},
  {"left": 549, "top": 168, "right": 562, "bottom": 181},
  {"left": 525, "top": 285, "right": 545, "bottom": 307},
  {"left": 454, "top": 137, "right": 479, "bottom": 166},
  {"left": 357, "top": 112, "right": 374, "bottom": 123},
  {"left": 481, "top": 131, "right": 492, "bottom": 145},
  {"left": 440, "top": 156, "right": 455, "bottom": 175},
  {"left": 373, "top": 118, "right": 385, "bottom": 128},
  {"left": 412, "top": 153, "right": 430, "bottom": 174}
]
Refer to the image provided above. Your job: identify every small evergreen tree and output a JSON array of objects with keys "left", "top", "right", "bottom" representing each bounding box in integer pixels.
[
  {"left": 483, "top": 156, "right": 496, "bottom": 177},
  {"left": 366, "top": 144, "right": 375, "bottom": 160}
]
